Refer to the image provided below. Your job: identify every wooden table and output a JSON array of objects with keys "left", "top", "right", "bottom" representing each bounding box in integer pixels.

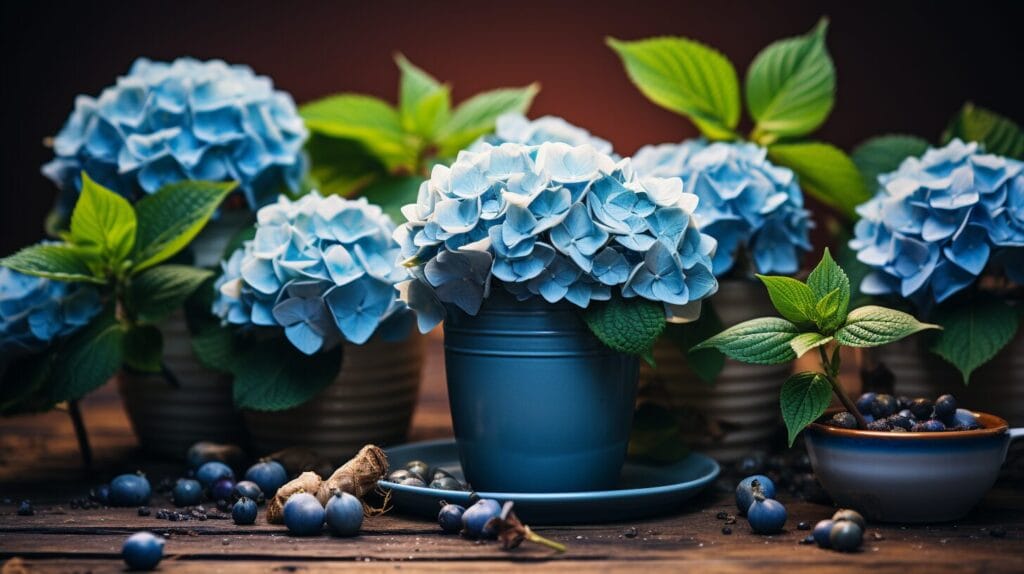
[{"left": 2, "top": 334, "right": 1022, "bottom": 573}]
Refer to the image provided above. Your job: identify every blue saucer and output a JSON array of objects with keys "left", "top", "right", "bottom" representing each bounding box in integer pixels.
[{"left": 379, "top": 439, "right": 720, "bottom": 524}]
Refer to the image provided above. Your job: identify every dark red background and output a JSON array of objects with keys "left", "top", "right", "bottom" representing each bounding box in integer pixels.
[{"left": 3, "top": 0, "right": 1021, "bottom": 256}]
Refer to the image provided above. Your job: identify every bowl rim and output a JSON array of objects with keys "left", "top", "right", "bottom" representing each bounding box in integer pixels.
[{"left": 807, "top": 411, "right": 1009, "bottom": 440}]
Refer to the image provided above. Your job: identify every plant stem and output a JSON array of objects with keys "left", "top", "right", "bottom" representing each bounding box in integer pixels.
[
  {"left": 525, "top": 527, "right": 567, "bottom": 553},
  {"left": 818, "top": 346, "right": 867, "bottom": 429},
  {"left": 67, "top": 400, "right": 93, "bottom": 470}
]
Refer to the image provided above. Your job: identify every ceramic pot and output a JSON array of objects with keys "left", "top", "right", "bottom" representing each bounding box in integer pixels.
[
  {"left": 443, "top": 291, "right": 640, "bottom": 493},
  {"left": 117, "top": 311, "right": 246, "bottom": 459},
  {"left": 244, "top": 334, "right": 425, "bottom": 462},
  {"left": 805, "top": 412, "right": 1023, "bottom": 523},
  {"left": 638, "top": 279, "right": 791, "bottom": 463}
]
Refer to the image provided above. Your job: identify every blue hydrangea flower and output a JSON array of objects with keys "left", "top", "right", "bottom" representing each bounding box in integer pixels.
[
  {"left": 213, "top": 192, "right": 409, "bottom": 354},
  {"left": 396, "top": 141, "right": 719, "bottom": 332},
  {"left": 632, "top": 140, "right": 812, "bottom": 276},
  {"left": 0, "top": 265, "right": 102, "bottom": 359},
  {"left": 42, "top": 57, "right": 308, "bottom": 214},
  {"left": 474, "top": 113, "right": 614, "bottom": 155},
  {"left": 849, "top": 139, "right": 1024, "bottom": 304}
]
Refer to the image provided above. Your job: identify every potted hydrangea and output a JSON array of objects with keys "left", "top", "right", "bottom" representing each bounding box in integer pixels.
[
  {"left": 198, "top": 192, "right": 423, "bottom": 460},
  {"left": 39, "top": 57, "right": 309, "bottom": 457},
  {"left": 397, "top": 140, "right": 718, "bottom": 493}
]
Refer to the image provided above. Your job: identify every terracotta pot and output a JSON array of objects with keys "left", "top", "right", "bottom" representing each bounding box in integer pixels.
[
  {"left": 639, "top": 279, "right": 791, "bottom": 463},
  {"left": 117, "top": 311, "right": 246, "bottom": 459},
  {"left": 244, "top": 334, "right": 425, "bottom": 463}
]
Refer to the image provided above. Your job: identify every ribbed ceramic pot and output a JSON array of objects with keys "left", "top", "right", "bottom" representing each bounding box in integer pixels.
[
  {"left": 117, "top": 311, "right": 246, "bottom": 459},
  {"left": 244, "top": 334, "right": 425, "bottom": 462},
  {"left": 443, "top": 291, "right": 640, "bottom": 493},
  {"left": 638, "top": 279, "right": 791, "bottom": 463}
]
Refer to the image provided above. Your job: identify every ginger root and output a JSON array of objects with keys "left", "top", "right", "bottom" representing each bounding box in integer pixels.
[
  {"left": 266, "top": 471, "right": 323, "bottom": 524},
  {"left": 316, "top": 444, "right": 389, "bottom": 505}
]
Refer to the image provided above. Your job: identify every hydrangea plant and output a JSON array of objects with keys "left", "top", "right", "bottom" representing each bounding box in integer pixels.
[
  {"left": 42, "top": 58, "right": 308, "bottom": 217},
  {"left": 475, "top": 113, "right": 614, "bottom": 155},
  {"left": 396, "top": 141, "right": 719, "bottom": 361},
  {"left": 197, "top": 192, "right": 411, "bottom": 410}
]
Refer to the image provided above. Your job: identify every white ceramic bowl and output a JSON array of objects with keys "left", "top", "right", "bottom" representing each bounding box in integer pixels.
[{"left": 805, "top": 412, "right": 1023, "bottom": 523}]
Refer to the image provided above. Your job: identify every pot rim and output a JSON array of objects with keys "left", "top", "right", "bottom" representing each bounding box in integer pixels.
[{"left": 807, "top": 411, "right": 1009, "bottom": 441}]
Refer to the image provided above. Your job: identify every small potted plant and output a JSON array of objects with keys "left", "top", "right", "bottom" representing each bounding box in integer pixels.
[
  {"left": 197, "top": 191, "right": 423, "bottom": 461},
  {"left": 398, "top": 140, "right": 719, "bottom": 493},
  {"left": 40, "top": 57, "right": 310, "bottom": 456},
  {"left": 609, "top": 19, "right": 868, "bottom": 460},
  {"left": 694, "top": 250, "right": 1024, "bottom": 522}
]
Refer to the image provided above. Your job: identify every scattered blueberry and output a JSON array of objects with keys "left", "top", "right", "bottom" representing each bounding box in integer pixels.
[
  {"left": 855, "top": 393, "right": 877, "bottom": 415},
  {"left": 283, "top": 493, "right": 324, "bottom": 536},
  {"left": 813, "top": 520, "right": 835, "bottom": 548},
  {"left": 934, "top": 394, "right": 957, "bottom": 422},
  {"left": 461, "top": 498, "right": 501, "bottom": 539},
  {"left": 172, "top": 479, "right": 203, "bottom": 507},
  {"left": 122, "top": 531, "right": 164, "bottom": 570},
  {"left": 797, "top": 521, "right": 810, "bottom": 531},
  {"left": 90, "top": 484, "right": 111, "bottom": 505},
  {"left": 196, "top": 462, "right": 234, "bottom": 489},
  {"left": 870, "top": 394, "right": 897, "bottom": 419},
  {"left": 909, "top": 398, "right": 934, "bottom": 420},
  {"left": 232, "top": 497, "right": 257, "bottom": 525},
  {"left": 722, "top": 526, "right": 732, "bottom": 535},
  {"left": 232, "top": 481, "right": 265, "bottom": 504},
  {"left": 829, "top": 412, "right": 857, "bottom": 429},
  {"left": 325, "top": 491, "right": 363, "bottom": 537},
  {"left": 138, "top": 506, "right": 151, "bottom": 517},
  {"left": 800, "top": 535, "right": 816, "bottom": 544},
  {"left": 244, "top": 460, "right": 288, "bottom": 498},
  {"left": 735, "top": 475, "right": 776, "bottom": 515},
  {"left": 110, "top": 474, "right": 152, "bottom": 507},
  {"left": 438, "top": 503, "right": 466, "bottom": 534},
  {"left": 829, "top": 521, "right": 864, "bottom": 552},
  {"left": 16, "top": 500, "right": 34, "bottom": 516},
  {"left": 211, "top": 478, "right": 235, "bottom": 502},
  {"left": 832, "top": 509, "right": 866, "bottom": 530}
]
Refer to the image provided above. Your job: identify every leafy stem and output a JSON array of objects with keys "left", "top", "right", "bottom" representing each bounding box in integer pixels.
[{"left": 818, "top": 344, "right": 866, "bottom": 429}]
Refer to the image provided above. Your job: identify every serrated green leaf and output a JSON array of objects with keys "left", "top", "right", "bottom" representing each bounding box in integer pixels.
[
  {"left": 835, "top": 305, "right": 940, "bottom": 348},
  {"left": 132, "top": 180, "right": 236, "bottom": 273},
  {"left": 931, "top": 299, "right": 1020, "bottom": 384},
  {"left": 814, "top": 288, "right": 843, "bottom": 333},
  {"left": 306, "top": 133, "right": 388, "bottom": 197},
  {"left": 768, "top": 141, "right": 869, "bottom": 221},
  {"left": 756, "top": 275, "right": 816, "bottom": 324},
  {"left": 790, "top": 332, "right": 832, "bottom": 358},
  {"left": 661, "top": 301, "right": 725, "bottom": 384},
  {"left": 584, "top": 297, "right": 666, "bottom": 361},
  {"left": 436, "top": 84, "right": 540, "bottom": 157},
  {"left": 941, "top": 102, "right": 1024, "bottom": 159},
  {"left": 0, "top": 243, "right": 105, "bottom": 284},
  {"left": 301, "top": 94, "right": 417, "bottom": 170},
  {"left": 123, "top": 324, "right": 163, "bottom": 373},
  {"left": 746, "top": 18, "right": 835, "bottom": 142},
  {"left": 608, "top": 36, "right": 739, "bottom": 140},
  {"left": 231, "top": 337, "right": 343, "bottom": 411},
  {"left": 851, "top": 134, "right": 930, "bottom": 191},
  {"left": 691, "top": 317, "right": 799, "bottom": 365},
  {"left": 806, "top": 248, "right": 850, "bottom": 331},
  {"left": 71, "top": 172, "right": 137, "bottom": 263},
  {"left": 359, "top": 174, "right": 425, "bottom": 224},
  {"left": 49, "top": 310, "right": 125, "bottom": 402},
  {"left": 129, "top": 265, "right": 214, "bottom": 324},
  {"left": 396, "top": 54, "right": 451, "bottom": 138},
  {"left": 780, "top": 371, "right": 832, "bottom": 446}
]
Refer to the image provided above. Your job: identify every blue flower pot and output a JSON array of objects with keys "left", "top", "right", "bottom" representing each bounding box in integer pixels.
[{"left": 443, "top": 291, "right": 639, "bottom": 493}]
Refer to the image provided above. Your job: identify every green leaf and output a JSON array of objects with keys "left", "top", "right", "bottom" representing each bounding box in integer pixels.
[
  {"left": 756, "top": 275, "right": 817, "bottom": 324},
  {"left": 768, "top": 141, "right": 869, "bottom": 221},
  {"left": 941, "top": 102, "right": 1024, "bottom": 159},
  {"left": 835, "top": 305, "right": 940, "bottom": 348},
  {"left": 851, "top": 134, "right": 930, "bottom": 191},
  {"left": 123, "top": 324, "right": 163, "bottom": 373},
  {"left": 691, "top": 317, "right": 799, "bottom": 365},
  {"left": 661, "top": 302, "right": 725, "bottom": 383},
  {"left": 301, "top": 94, "right": 417, "bottom": 170},
  {"left": 359, "top": 174, "right": 425, "bottom": 224},
  {"left": 396, "top": 54, "right": 451, "bottom": 138},
  {"left": 746, "top": 18, "right": 835, "bottom": 143},
  {"left": 49, "top": 310, "right": 125, "bottom": 402},
  {"left": 0, "top": 243, "right": 105, "bottom": 284},
  {"left": 70, "top": 172, "right": 137, "bottom": 263},
  {"left": 129, "top": 265, "right": 214, "bottom": 324},
  {"left": 628, "top": 403, "right": 690, "bottom": 463},
  {"left": 806, "top": 248, "right": 850, "bottom": 332},
  {"left": 306, "top": 133, "right": 388, "bottom": 197},
  {"left": 931, "top": 299, "right": 1020, "bottom": 384},
  {"left": 780, "top": 371, "right": 832, "bottom": 446},
  {"left": 790, "top": 332, "right": 833, "bottom": 358},
  {"left": 436, "top": 84, "right": 540, "bottom": 157},
  {"left": 231, "top": 337, "right": 344, "bottom": 411},
  {"left": 190, "top": 323, "right": 238, "bottom": 373},
  {"left": 608, "top": 36, "right": 739, "bottom": 140},
  {"left": 132, "top": 180, "right": 236, "bottom": 273},
  {"left": 584, "top": 297, "right": 666, "bottom": 362}
]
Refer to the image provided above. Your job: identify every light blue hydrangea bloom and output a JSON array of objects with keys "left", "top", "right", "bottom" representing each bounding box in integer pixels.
[
  {"left": 396, "top": 141, "right": 719, "bottom": 332},
  {"left": 0, "top": 266, "right": 102, "bottom": 359},
  {"left": 474, "top": 113, "right": 615, "bottom": 155},
  {"left": 632, "top": 140, "right": 812, "bottom": 276},
  {"left": 849, "top": 139, "right": 1024, "bottom": 304},
  {"left": 213, "top": 192, "right": 409, "bottom": 354},
  {"left": 42, "top": 57, "right": 308, "bottom": 214}
]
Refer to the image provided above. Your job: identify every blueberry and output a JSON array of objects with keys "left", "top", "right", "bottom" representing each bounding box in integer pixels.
[
  {"left": 429, "top": 476, "right": 464, "bottom": 491},
  {"left": 813, "top": 519, "right": 835, "bottom": 548},
  {"left": 887, "top": 414, "right": 913, "bottom": 430},
  {"left": 122, "top": 531, "right": 164, "bottom": 570},
  {"left": 747, "top": 497, "right": 787, "bottom": 534},
  {"left": 909, "top": 398, "right": 934, "bottom": 420},
  {"left": 461, "top": 498, "right": 501, "bottom": 539},
  {"left": 866, "top": 420, "right": 892, "bottom": 431},
  {"left": 16, "top": 500, "right": 34, "bottom": 516},
  {"left": 829, "top": 412, "right": 857, "bottom": 429},
  {"left": 829, "top": 521, "right": 863, "bottom": 552},
  {"left": 211, "top": 478, "right": 235, "bottom": 502},
  {"left": 897, "top": 396, "right": 912, "bottom": 410},
  {"left": 934, "top": 394, "right": 957, "bottom": 422},
  {"left": 870, "top": 394, "right": 897, "bottom": 419},
  {"left": 431, "top": 468, "right": 458, "bottom": 482},
  {"left": 90, "top": 484, "right": 111, "bottom": 505},
  {"left": 110, "top": 474, "right": 152, "bottom": 507},
  {"left": 438, "top": 503, "right": 465, "bottom": 534},
  {"left": 325, "top": 492, "right": 363, "bottom": 537},
  {"left": 172, "top": 479, "right": 203, "bottom": 507},
  {"left": 196, "top": 462, "right": 234, "bottom": 489},
  {"left": 396, "top": 476, "right": 427, "bottom": 487},
  {"left": 797, "top": 521, "right": 810, "bottom": 530},
  {"left": 735, "top": 475, "right": 776, "bottom": 515},
  {"left": 405, "top": 460, "right": 430, "bottom": 480},
  {"left": 232, "top": 481, "right": 265, "bottom": 504},
  {"left": 898, "top": 409, "right": 914, "bottom": 420},
  {"left": 232, "top": 497, "right": 258, "bottom": 525},
  {"left": 913, "top": 419, "right": 946, "bottom": 432},
  {"left": 831, "top": 509, "right": 866, "bottom": 530},
  {"left": 953, "top": 409, "right": 980, "bottom": 430},
  {"left": 283, "top": 493, "right": 324, "bottom": 536},
  {"left": 244, "top": 460, "right": 288, "bottom": 498},
  {"left": 855, "top": 393, "right": 877, "bottom": 415}
]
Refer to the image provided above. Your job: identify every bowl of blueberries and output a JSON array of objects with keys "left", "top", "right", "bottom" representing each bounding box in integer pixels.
[{"left": 805, "top": 393, "right": 1023, "bottom": 523}]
